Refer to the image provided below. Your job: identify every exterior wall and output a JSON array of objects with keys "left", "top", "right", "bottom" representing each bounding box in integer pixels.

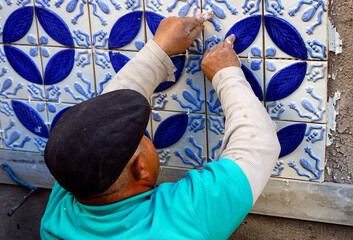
[{"left": 0, "top": 0, "right": 352, "bottom": 239}]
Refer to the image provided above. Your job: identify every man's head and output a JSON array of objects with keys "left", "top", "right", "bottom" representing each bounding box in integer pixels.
[{"left": 45, "top": 89, "right": 157, "bottom": 201}]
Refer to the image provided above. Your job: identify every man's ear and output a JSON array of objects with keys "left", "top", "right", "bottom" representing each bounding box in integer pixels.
[{"left": 131, "top": 155, "right": 149, "bottom": 180}]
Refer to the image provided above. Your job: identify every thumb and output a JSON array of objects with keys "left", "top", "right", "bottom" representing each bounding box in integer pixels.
[{"left": 225, "top": 34, "right": 236, "bottom": 47}]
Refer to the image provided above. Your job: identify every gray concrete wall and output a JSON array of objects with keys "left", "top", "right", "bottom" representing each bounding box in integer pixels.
[{"left": 0, "top": 0, "right": 352, "bottom": 239}]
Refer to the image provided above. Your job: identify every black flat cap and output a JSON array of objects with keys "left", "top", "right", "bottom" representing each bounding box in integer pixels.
[{"left": 45, "top": 89, "right": 150, "bottom": 197}]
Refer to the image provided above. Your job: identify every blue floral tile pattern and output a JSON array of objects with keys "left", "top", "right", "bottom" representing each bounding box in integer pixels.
[{"left": 0, "top": 1, "right": 328, "bottom": 182}]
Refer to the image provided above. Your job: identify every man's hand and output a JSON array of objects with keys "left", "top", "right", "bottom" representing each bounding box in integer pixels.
[
  {"left": 201, "top": 35, "right": 241, "bottom": 81},
  {"left": 153, "top": 15, "right": 204, "bottom": 56}
]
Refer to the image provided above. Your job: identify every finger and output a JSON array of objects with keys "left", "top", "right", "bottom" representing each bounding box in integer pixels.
[
  {"left": 194, "top": 10, "right": 214, "bottom": 23},
  {"left": 188, "top": 24, "right": 204, "bottom": 40},
  {"left": 225, "top": 34, "right": 236, "bottom": 47}
]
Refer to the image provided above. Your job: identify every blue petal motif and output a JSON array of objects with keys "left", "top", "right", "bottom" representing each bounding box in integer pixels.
[
  {"left": 109, "top": 11, "right": 143, "bottom": 49},
  {"left": 109, "top": 52, "right": 130, "bottom": 73},
  {"left": 4, "top": 45, "right": 42, "bottom": 84},
  {"left": 50, "top": 107, "right": 71, "bottom": 131},
  {"left": 44, "top": 49, "right": 75, "bottom": 85},
  {"left": 154, "top": 55, "right": 185, "bottom": 92},
  {"left": 35, "top": 7, "right": 74, "bottom": 47},
  {"left": 3, "top": 7, "right": 34, "bottom": 43},
  {"left": 153, "top": 113, "right": 188, "bottom": 149},
  {"left": 145, "top": 11, "right": 165, "bottom": 36},
  {"left": 11, "top": 100, "right": 49, "bottom": 138},
  {"left": 264, "top": 15, "right": 307, "bottom": 59},
  {"left": 266, "top": 62, "right": 307, "bottom": 101},
  {"left": 277, "top": 123, "right": 306, "bottom": 158},
  {"left": 225, "top": 15, "right": 261, "bottom": 54},
  {"left": 241, "top": 64, "right": 263, "bottom": 101}
]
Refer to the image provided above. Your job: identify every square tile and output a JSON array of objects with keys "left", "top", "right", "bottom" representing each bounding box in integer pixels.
[
  {"left": 41, "top": 47, "right": 95, "bottom": 104},
  {"left": 89, "top": 2, "right": 145, "bottom": 50},
  {"left": 0, "top": 99, "right": 50, "bottom": 152},
  {"left": 34, "top": 4, "right": 91, "bottom": 48},
  {"left": 202, "top": 1, "right": 263, "bottom": 57},
  {"left": 151, "top": 110, "right": 207, "bottom": 169},
  {"left": 265, "top": 60, "right": 327, "bottom": 123},
  {"left": 205, "top": 57, "right": 264, "bottom": 116},
  {"left": 271, "top": 120, "right": 326, "bottom": 182},
  {"left": 151, "top": 54, "right": 206, "bottom": 113},
  {"left": 264, "top": 1, "right": 328, "bottom": 60},
  {"left": 0, "top": 44, "right": 44, "bottom": 100},
  {"left": 0, "top": 4, "right": 38, "bottom": 45}
]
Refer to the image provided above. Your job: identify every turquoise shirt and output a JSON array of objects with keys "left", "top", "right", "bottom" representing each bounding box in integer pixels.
[{"left": 41, "top": 159, "right": 253, "bottom": 240}]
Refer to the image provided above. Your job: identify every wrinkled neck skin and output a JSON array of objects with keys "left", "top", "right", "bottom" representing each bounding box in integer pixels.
[{"left": 75, "top": 136, "right": 160, "bottom": 206}]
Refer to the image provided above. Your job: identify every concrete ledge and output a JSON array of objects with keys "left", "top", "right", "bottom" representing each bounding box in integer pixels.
[{"left": 1, "top": 150, "right": 352, "bottom": 226}]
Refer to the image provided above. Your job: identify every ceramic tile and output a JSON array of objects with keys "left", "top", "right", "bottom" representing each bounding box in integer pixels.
[
  {"left": 93, "top": 50, "right": 136, "bottom": 95},
  {"left": 144, "top": 1, "right": 203, "bottom": 54},
  {"left": 205, "top": 57, "right": 264, "bottom": 116},
  {"left": 0, "top": 4, "right": 38, "bottom": 45},
  {"left": 89, "top": 1, "right": 145, "bottom": 51},
  {"left": 151, "top": 54, "right": 206, "bottom": 113},
  {"left": 202, "top": 0, "right": 263, "bottom": 58},
  {"left": 272, "top": 120, "right": 326, "bottom": 182},
  {"left": 40, "top": 47, "right": 95, "bottom": 104},
  {"left": 151, "top": 110, "right": 207, "bottom": 169},
  {"left": 263, "top": 1, "right": 328, "bottom": 60},
  {"left": 33, "top": 4, "right": 91, "bottom": 48},
  {"left": 265, "top": 60, "right": 327, "bottom": 123},
  {"left": 0, "top": 44, "right": 44, "bottom": 100},
  {"left": 0, "top": 99, "right": 50, "bottom": 152}
]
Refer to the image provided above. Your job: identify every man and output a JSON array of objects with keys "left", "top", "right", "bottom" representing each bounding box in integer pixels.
[{"left": 41, "top": 13, "right": 280, "bottom": 239}]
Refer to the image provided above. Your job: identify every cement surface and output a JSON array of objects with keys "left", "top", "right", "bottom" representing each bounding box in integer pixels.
[
  {"left": 326, "top": 0, "right": 353, "bottom": 183},
  {"left": 231, "top": 214, "right": 353, "bottom": 240}
]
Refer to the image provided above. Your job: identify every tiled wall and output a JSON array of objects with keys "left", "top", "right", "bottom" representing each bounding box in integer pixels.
[{"left": 0, "top": 0, "right": 328, "bottom": 182}]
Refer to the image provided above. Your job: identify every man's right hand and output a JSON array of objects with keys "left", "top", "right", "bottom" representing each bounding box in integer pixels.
[
  {"left": 201, "top": 35, "right": 241, "bottom": 81},
  {"left": 153, "top": 16, "right": 204, "bottom": 57}
]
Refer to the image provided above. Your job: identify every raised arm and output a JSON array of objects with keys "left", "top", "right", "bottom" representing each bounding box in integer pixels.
[
  {"left": 202, "top": 35, "right": 281, "bottom": 204},
  {"left": 102, "top": 15, "right": 205, "bottom": 101}
]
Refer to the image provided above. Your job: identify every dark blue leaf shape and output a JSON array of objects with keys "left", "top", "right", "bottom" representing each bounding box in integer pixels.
[
  {"left": 241, "top": 64, "right": 263, "bottom": 101},
  {"left": 11, "top": 100, "right": 49, "bottom": 138},
  {"left": 266, "top": 62, "right": 307, "bottom": 101},
  {"left": 225, "top": 15, "right": 261, "bottom": 54},
  {"left": 4, "top": 45, "right": 42, "bottom": 84},
  {"left": 277, "top": 123, "right": 306, "bottom": 158},
  {"left": 144, "top": 130, "right": 151, "bottom": 140},
  {"left": 153, "top": 113, "right": 188, "bottom": 149},
  {"left": 44, "top": 49, "right": 75, "bottom": 85},
  {"left": 35, "top": 7, "right": 74, "bottom": 47},
  {"left": 145, "top": 11, "right": 165, "bottom": 36},
  {"left": 50, "top": 107, "right": 71, "bottom": 131},
  {"left": 109, "top": 52, "right": 130, "bottom": 73},
  {"left": 154, "top": 55, "right": 185, "bottom": 92},
  {"left": 3, "top": 7, "right": 33, "bottom": 43},
  {"left": 109, "top": 11, "right": 143, "bottom": 49},
  {"left": 264, "top": 15, "right": 307, "bottom": 59}
]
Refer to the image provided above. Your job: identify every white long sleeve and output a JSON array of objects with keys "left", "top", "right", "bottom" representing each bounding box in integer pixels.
[
  {"left": 212, "top": 67, "right": 281, "bottom": 205},
  {"left": 102, "top": 40, "right": 176, "bottom": 101}
]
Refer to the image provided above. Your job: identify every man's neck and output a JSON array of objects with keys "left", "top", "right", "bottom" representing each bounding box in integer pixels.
[{"left": 75, "top": 183, "right": 154, "bottom": 206}]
